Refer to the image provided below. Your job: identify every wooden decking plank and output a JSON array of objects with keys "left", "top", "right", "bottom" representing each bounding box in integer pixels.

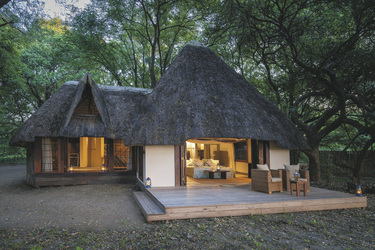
[
  {"left": 163, "top": 197, "right": 367, "bottom": 214},
  {"left": 147, "top": 197, "right": 367, "bottom": 221},
  {"left": 133, "top": 191, "right": 165, "bottom": 219}
]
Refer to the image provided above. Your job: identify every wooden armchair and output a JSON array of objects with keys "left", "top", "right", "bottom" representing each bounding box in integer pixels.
[
  {"left": 281, "top": 165, "right": 310, "bottom": 192},
  {"left": 251, "top": 169, "right": 283, "bottom": 194}
]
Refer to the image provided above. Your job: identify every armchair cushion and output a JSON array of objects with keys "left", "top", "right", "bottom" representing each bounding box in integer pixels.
[
  {"left": 271, "top": 177, "right": 282, "bottom": 182},
  {"left": 281, "top": 168, "right": 310, "bottom": 192},
  {"left": 284, "top": 164, "right": 299, "bottom": 178},
  {"left": 257, "top": 164, "right": 269, "bottom": 171}
]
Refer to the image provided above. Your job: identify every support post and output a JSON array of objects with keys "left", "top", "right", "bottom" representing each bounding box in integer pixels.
[
  {"left": 107, "top": 139, "right": 114, "bottom": 172},
  {"left": 58, "top": 138, "right": 66, "bottom": 173},
  {"left": 34, "top": 137, "right": 42, "bottom": 173}
]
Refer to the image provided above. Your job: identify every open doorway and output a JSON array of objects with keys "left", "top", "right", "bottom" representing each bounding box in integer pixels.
[
  {"left": 185, "top": 139, "right": 251, "bottom": 185},
  {"left": 68, "top": 137, "right": 105, "bottom": 172},
  {"left": 67, "top": 137, "right": 131, "bottom": 172}
]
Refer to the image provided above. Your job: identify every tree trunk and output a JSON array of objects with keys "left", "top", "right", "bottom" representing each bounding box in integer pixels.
[
  {"left": 305, "top": 146, "right": 321, "bottom": 182},
  {"left": 150, "top": 43, "right": 157, "bottom": 88},
  {"left": 290, "top": 150, "right": 301, "bottom": 165},
  {"left": 352, "top": 138, "right": 374, "bottom": 183}
]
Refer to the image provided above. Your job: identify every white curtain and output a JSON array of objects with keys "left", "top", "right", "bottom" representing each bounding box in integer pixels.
[{"left": 42, "top": 138, "right": 53, "bottom": 172}]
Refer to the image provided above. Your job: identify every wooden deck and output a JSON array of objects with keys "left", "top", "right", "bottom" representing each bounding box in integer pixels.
[{"left": 134, "top": 178, "right": 367, "bottom": 222}]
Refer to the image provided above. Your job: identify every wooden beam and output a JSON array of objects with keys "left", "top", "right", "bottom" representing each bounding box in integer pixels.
[
  {"left": 181, "top": 144, "right": 187, "bottom": 186},
  {"left": 34, "top": 137, "right": 42, "bottom": 173},
  {"left": 34, "top": 172, "right": 136, "bottom": 188},
  {"left": 265, "top": 141, "right": 270, "bottom": 167},
  {"left": 133, "top": 146, "right": 144, "bottom": 182},
  {"left": 258, "top": 141, "right": 264, "bottom": 165},
  {"left": 26, "top": 142, "right": 36, "bottom": 187},
  {"left": 174, "top": 145, "right": 181, "bottom": 187},
  {"left": 107, "top": 139, "right": 114, "bottom": 172},
  {"left": 58, "top": 138, "right": 66, "bottom": 173}
]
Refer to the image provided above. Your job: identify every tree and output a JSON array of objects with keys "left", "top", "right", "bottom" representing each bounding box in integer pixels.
[
  {"left": 18, "top": 18, "right": 86, "bottom": 108},
  {"left": 204, "top": 0, "right": 375, "bottom": 181},
  {"left": 0, "top": 0, "right": 45, "bottom": 31},
  {"left": 69, "top": 0, "right": 200, "bottom": 88},
  {"left": 0, "top": 0, "right": 11, "bottom": 9},
  {"left": 0, "top": 17, "right": 90, "bottom": 161},
  {"left": 0, "top": 15, "right": 26, "bottom": 161}
]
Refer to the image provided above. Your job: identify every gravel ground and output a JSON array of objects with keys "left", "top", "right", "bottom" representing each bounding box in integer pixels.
[{"left": 0, "top": 164, "right": 374, "bottom": 249}]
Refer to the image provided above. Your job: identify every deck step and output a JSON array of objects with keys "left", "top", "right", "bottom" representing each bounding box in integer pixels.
[{"left": 133, "top": 191, "right": 165, "bottom": 221}]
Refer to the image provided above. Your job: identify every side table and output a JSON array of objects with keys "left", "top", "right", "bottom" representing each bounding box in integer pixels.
[
  {"left": 290, "top": 179, "right": 306, "bottom": 197},
  {"left": 205, "top": 170, "right": 217, "bottom": 179},
  {"left": 204, "top": 170, "right": 230, "bottom": 179}
]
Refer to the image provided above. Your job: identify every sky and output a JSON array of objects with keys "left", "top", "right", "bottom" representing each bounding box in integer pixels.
[{"left": 43, "top": 0, "right": 91, "bottom": 19}]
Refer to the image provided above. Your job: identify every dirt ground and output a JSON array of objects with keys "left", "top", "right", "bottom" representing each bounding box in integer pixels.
[
  {"left": 0, "top": 165, "right": 145, "bottom": 230},
  {"left": 0, "top": 164, "right": 374, "bottom": 249}
]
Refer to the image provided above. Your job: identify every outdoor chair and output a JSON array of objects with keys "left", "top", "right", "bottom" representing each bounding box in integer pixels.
[
  {"left": 251, "top": 164, "right": 283, "bottom": 194},
  {"left": 281, "top": 164, "right": 310, "bottom": 192}
]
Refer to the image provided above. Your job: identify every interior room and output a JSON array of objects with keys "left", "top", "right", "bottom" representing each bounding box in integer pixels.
[
  {"left": 67, "top": 137, "right": 129, "bottom": 172},
  {"left": 186, "top": 139, "right": 251, "bottom": 180},
  {"left": 67, "top": 137, "right": 105, "bottom": 172}
]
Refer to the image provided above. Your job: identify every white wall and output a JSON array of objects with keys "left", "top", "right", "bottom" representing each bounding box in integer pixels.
[
  {"left": 144, "top": 145, "right": 175, "bottom": 187},
  {"left": 269, "top": 142, "right": 290, "bottom": 170}
]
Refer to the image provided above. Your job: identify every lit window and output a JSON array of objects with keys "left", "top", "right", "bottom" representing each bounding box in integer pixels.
[
  {"left": 113, "top": 140, "right": 130, "bottom": 170},
  {"left": 234, "top": 141, "right": 247, "bottom": 161}
]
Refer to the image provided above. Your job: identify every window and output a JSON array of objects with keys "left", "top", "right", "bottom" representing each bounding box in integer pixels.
[
  {"left": 113, "top": 140, "right": 130, "bottom": 170},
  {"left": 42, "top": 138, "right": 58, "bottom": 172},
  {"left": 68, "top": 138, "right": 80, "bottom": 168},
  {"left": 234, "top": 141, "right": 247, "bottom": 161}
]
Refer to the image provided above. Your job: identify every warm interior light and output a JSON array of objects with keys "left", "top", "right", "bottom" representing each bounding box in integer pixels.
[
  {"left": 69, "top": 166, "right": 74, "bottom": 172},
  {"left": 186, "top": 142, "right": 195, "bottom": 149},
  {"left": 101, "top": 164, "right": 105, "bottom": 172}
]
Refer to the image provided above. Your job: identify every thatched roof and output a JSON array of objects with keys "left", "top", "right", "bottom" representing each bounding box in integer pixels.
[
  {"left": 10, "top": 42, "right": 309, "bottom": 150},
  {"left": 9, "top": 74, "right": 151, "bottom": 147}
]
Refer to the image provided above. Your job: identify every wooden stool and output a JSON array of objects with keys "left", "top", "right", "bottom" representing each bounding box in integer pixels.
[{"left": 290, "top": 180, "right": 306, "bottom": 197}]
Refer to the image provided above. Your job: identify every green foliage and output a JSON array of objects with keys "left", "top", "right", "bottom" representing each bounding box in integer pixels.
[
  {"left": 0, "top": 14, "right": 87, "bottom": 161},
  {"left": 30, "top": 245, "right": 42, "bottom": 250},
  {"left": 20, "top": 18, "right": 86, "bottom": 108},
  {"left": 204, "top": 0, "right": 375, "bottom": 180},
  {"left": 68, "top": 0, "right": 201, "bottom": 88},
  {"left": 0, "top": 19, "right": 22, "bottom": 85}
]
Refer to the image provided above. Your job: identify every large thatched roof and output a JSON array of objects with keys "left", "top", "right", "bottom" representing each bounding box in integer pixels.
[{"left": 10, "top": 42, "right": 309, "bottom": 150}]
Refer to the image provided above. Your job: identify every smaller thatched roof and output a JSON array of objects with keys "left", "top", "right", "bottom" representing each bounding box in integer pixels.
[
  {"left": 9, "top": 73, "right": 151, "bottom": 147},
  {"left": 10, "top": 42, "right": 309, "bottom": 150}
]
